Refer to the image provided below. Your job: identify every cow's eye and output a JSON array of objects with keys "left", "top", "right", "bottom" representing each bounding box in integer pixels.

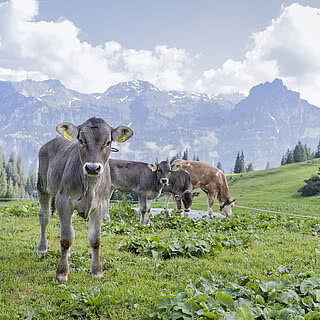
[{"left": 103, "top": 141, "right": 111, "bottom": 148}]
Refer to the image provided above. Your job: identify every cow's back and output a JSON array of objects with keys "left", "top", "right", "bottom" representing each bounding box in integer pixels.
[
  {"left": 109, "top": 159, "right": 153, "bottom": 193},
  {"left": 174, "top": 160, "right": 228, "bottom": 195}
]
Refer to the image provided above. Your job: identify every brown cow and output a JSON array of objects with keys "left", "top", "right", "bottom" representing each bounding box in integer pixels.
[{"left": 172, "top": 160, "right": 236, "bottom": 217}]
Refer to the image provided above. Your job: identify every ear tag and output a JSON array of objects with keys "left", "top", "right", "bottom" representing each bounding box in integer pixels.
[
  {"left": 174, "top": 167, "right": 179, "bottom": 171},
  {"left": 151, "top": 166, "right": 157, "bottom": 172},
  {"left": 117, "top": 135, "right": 126, "bottom": 143},
  {"left": 175, "top": 195, "right": 181, "bottom": 201},
  {"left": 64, "top": 131, "right": 72, "bottom": 141}
]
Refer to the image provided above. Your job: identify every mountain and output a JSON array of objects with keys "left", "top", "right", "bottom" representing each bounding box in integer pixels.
[{"left": 0, "top": 78, "right": 319, "bottom": 172}]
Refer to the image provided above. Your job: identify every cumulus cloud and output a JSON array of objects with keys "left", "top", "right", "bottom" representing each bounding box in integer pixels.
[
  {"left": 1, "top": 1, "right": 320, "bottom": 106},
  {"left": 193, "top": 132, "right": 218, "bottom": 146},
  {"left": 0, "top": 0, "right": 192, "bottom": 93},
  {"left": 196, "top": 4, "right": 320, "bottom": 106},
  {"left": 144, "top": 141, "right": 177, "bottom": 160}
]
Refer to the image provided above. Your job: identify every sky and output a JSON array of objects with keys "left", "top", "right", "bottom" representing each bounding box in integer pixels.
[{"left": 0, "top": 0, "right": 320, "bottom": 105}]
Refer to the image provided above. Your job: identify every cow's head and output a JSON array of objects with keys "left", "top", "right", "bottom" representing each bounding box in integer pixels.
[
  {"left": 148, "top": 161, "right": 171, "bottom": 186},
  {"left": 175, "top": 191, "right": 200, "bottom": 213},
  {"left": 56, "top": 117, "right": 133, "bottom": 177},
  {"left": 220, "top": 198, "right": 236, "bottom": 217}
]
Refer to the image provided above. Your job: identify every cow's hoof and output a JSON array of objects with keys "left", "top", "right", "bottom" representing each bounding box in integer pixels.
[
  {"left": 56, "top": 273, "right": 68, "bottom": 281},
  {"left": 38, "top": 241, "right": 48, "bottom": 254},
  {"left": 92, "top": 272, "right": 104, "bottom": 280}
]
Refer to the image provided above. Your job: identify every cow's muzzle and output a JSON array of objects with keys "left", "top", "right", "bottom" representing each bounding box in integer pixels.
[
  {"left": 160, "top": 178, "right": 169, "bottom": 186},
  {"left": 83, "top": 162, "right": 104, "bottom": 176}
]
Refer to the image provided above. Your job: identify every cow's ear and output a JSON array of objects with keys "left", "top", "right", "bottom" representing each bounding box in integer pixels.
[
  {"left": 56, "top": 122, "right": 79, "bottom": 142},
  {"left": 148, "top": 164, "right": 157, "bottom": 172},
  {"left": 192, "top": 192, "right": 200, "bottom": 198},
  {"left": 171, "top": 164, "right": 180, "bottom": 171},
  {"left": 112, "top": 126, "right": 134, "bottom": 143}
]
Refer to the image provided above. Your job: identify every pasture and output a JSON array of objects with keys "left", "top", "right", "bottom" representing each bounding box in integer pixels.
[{"left": 0, "top": 159, "right": 320, "bottom": 319}]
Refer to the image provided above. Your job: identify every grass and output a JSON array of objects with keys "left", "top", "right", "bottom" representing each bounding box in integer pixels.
[{"left": 0, "top": 160, "right": 320, "bottom": 319}]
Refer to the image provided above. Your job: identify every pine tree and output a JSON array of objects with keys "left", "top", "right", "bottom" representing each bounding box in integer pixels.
[
  {"left": 217, "top": 162, "right": 223, "bottom": 171},
  {"left": 246, "top": 163, "right": 254, "bottom": 172},
  {"left": 17, "top": 155, "right": 26, "bottom": 186},
  {"left": 0, "top": 168, "right": 7, "bottom": 198},
  {"left": 286, "top": 150, "right": 294, "bottom": 164},
  {"left": 293, "top": 141, "right": 305, "bottom": 163},
  {"left": 6, "top": 178, "right": 14, "bottom": 198},
  {"left": 298, "top": 174, "right": 320, "bottom": 196},
  {"left": 234, "top": 151, "right": 245, "bottom": 173},
  {"left": 234, "top": 152, "right": 241, "bottom": 173},
  {"left": 315, "top": 140, "right": 320, "bottom": 158},
  {"left": 191, "top": 154, "right": 200, "bottom": 161},
  {"left": 239, "top": 151, "right": 245, "bottom": 173},
  {"left": 182, "top": 149, "right": 189, "bottom": 160}
]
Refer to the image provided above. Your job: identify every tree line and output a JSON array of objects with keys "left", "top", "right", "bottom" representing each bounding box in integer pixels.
[
  {"left": 169, "top": 149, "right": 200, "bottom": 164},
  {"left": 280, "top": 141, "right": 313, "bottom": 165},
  {"left": 0, "top": 149, "right": 37, "bottom": 199},
  {"left": 232, "top": 151, "right": 254, "bottom": 174}
]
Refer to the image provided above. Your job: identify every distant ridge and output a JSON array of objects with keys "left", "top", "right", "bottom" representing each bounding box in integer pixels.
[{"left": 0, "top": 78, "right": 319, "bottom": 172}]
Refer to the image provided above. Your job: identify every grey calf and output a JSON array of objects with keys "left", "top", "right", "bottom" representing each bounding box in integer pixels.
[
  {"left": 162, "top": 170, "right": 199, "bottom": 215},
  {"left": 37, "top": 117, "right": 133, "bottom": 281},
  {"left": 105, "top": 159, "right": 171, "bottom": 224}
]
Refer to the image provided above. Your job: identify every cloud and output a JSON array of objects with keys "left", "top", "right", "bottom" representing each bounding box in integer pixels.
[
  {"left": 144, "top": 141, "right": 177, "bottom": 160},
  {"left": 196, "top": 4, "right": 320, "bottom": 106},
  {"left": 1, "top": 1, "right": 320, "bottom": 106},
  {"left": 193, "top": 132, "right": 218, "bottom": 146},
  {"left": 0, "top": 0, "right": 193, "bottom": 93}
]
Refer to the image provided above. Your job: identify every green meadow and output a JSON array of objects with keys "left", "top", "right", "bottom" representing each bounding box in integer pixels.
[{"left": 0, "top": 160, "right": 319, "bottom": 319}]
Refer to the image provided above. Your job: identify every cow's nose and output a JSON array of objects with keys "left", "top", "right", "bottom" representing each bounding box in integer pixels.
[
  {"left": 160, "top": 178, "right": 169, "bottom": 185},
  {"left": 84, "top": 163, "right": 103, "bottom": 175}
]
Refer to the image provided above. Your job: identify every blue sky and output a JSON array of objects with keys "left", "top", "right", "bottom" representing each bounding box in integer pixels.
[{"left": 1, "top": 0, "right": 320, "bottom": 105}]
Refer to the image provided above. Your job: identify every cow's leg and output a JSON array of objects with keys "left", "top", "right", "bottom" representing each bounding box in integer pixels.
[
  {"left": 164, "top": 194, "right": 171, "bottom": 211},
  {"left": 139, "top": 197, "right": 149, "bottom": 225},
  {"left": 147, "top": 199, "right": 152, "bottom": 221},
  {"left": 37, "top": 192, "right": 51, "bottom": 254},
  {"left": 55, "top": 196, "right": 74, "bottom": 281},
  {"left": 207, "top": 192, "right": 215, "bottom": 218},
  {"left": 88, "top": 211, "right": 104, "bottom": 280},
  {"left": 176, "top": 198, "right": 182, "bottom": 211},
  {"left": 103, "top": 189, "right": 114, "bottom": 223}
]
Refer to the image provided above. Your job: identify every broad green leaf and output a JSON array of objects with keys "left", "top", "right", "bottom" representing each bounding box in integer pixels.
[
  {"left": 314, "top": 289, "right": 320, "bottom": 302},
  {"left": 275, "top": 289, "right": 300, "bottom": 305},
  {"left": 216, "top": 291, "right": 235, "bottom": 310},
  {"left": 305, "top": 311, "right": 320, "bottom": 320},
  {"left": 202, "top": 311, "right": 218, "bottom": 319},
  {"left": 237, "top": 305, "right": 255, "bottom": 320},
  {"left": 301, "top": 277, "right": 320, "bottom": 294}
]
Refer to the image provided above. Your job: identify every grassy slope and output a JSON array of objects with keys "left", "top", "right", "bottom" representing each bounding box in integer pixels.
[{"left": 228, "top": 158, "right": 320, "bottom": 216}]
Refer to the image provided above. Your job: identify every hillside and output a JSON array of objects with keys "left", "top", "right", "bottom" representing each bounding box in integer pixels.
[{"left": 226, "top": 158, "right": 320, "bottom": 216}]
